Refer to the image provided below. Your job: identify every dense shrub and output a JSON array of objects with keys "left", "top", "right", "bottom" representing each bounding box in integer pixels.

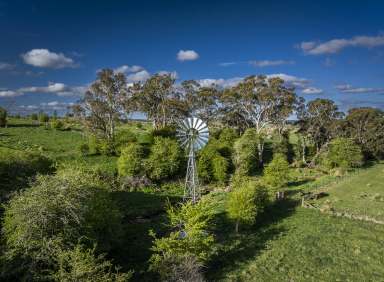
[
  {"left": 0, "top": 106, "right": 7, "bottom": 127},
  {"left": 263, "top": 153, "right": 291, "bottom": 189},
  {"left": 149, "top": 198, "right": 215, "bottom": 278},
  {"left": 227, "top": 181, "right": 268, "bottom": 233},
  {"left": 326, "top": 137, "right": 363, "bottom": 169},
  {"left": 197, "top": 140, "right": 229, "bottom": 184},
  {"left": 151, "top": 125, "right": 177, "bottom": 138},
  {"left": 0, "top": 147, "right": 53, "bottom": 199},
  {"left": 212, "top": 155, "right": 229, "bottom": 183},
  {"left": 2, "top": 168, "right": 122, "bottom": 279},
  {"left": 55, "top": 244, "right": 131, "bottom": 282},
  {"left": 117, "top": 143, "right": 145, "bottom": 177},
  {"left": 51, "top": 119, "right": 64, "bottom": 130},
  {"left": 79, "top": 143, "right": 90, "bottom": 155},
  {"left": 146, "top": 137, "right": 182, "bottom": 181},
  {"left": 233, "top": 128, "right": 260, "bottom": 176},
  {"left": 114, "top": 129, "right": 137, "bottom": 154}
]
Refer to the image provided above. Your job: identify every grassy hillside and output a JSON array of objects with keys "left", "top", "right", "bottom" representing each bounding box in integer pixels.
[{"left": 1, "top": 118, "right": 384, "bottom": 281}]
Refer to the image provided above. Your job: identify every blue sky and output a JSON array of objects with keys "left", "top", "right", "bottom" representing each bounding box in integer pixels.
[{"left": 0, "top": 0, "right": 384, "bottom": 115}]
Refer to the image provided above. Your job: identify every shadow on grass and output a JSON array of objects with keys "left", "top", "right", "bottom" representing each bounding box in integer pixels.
[
  {"left": 109, "top": 191, "right": 182, "bottom": 281},
  {"left": 7, "top": 123, "right": 40, "bottom": 128},
  {"left": 206, "top": 198, "right": 299, "bottom": 280}
]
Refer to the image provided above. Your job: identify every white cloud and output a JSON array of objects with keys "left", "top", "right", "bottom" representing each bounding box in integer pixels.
[
  {"left": 0, "top": 62, "right": 14, "bottom": 70},
  {"left": 299, "top": 34, "right": 384, "bottom": 55},
  {"left": 219, "top": 62, "right": 237, "bottom": 67},
  {"left": 177, "top": 50, "right": 199, "bottom": 61},
  {"left": 21, "top": 49, "right": 76, "bottom": 68},
  {"left": 158, "top": 70, "right": 178, "bottom": 79},
  {"left": 249, "top": 60, "right": 295, "bottom": 67},
  {"left": 197, "top": 77, "right": 243, "bottom": 88},
  {"left": 266, "top": 73, "right": 310, "bottom": 89},
  {"left": 126, "top": 70, "right": 151, "bottom": 83},
  {"left": 18, "top": 82, "right": 87, "bottom": 97},
  {"left": 301, "top": 87, "right": 323, "bottom": 95},
  {"left": 114, "top": 65, "right": 144, "bottom": 74},
  {"left": 0, "top": 90, "right": 22, "bottom": 97},
  {"left": 20, "top": 82, "right": 68, "bottom": 93},
  {"left": 336, "top": 84, "right": 384, "bottom": 94}
]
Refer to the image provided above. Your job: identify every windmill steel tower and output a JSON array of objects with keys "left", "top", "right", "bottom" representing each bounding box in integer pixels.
[{"left": 176, "top": 117, "right": 209, "bottom": 203}]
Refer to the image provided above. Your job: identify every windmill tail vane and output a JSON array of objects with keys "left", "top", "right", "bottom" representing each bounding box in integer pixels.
[{"left": 176, "top": 117, "right": 209, "bottom": 203}]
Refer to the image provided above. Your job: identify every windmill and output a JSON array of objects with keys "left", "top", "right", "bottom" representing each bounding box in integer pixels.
[{"left": 176, "top": 117, "right": 209, "bottom": 203}]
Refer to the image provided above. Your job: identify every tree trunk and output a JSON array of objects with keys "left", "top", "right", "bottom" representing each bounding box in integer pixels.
[
  {"left": 257, "top": 141, "right": 264, "bottom": 167},
  {"left": 235, "top": 220, "right": 239, "bottom": 233}
]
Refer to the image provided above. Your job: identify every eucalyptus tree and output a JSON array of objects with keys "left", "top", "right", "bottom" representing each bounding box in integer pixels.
[
  {"left": 297, "top": 98, "right": 344, "bottom": 154},
  {"left": 133, "top": 73, "right": 188, "bottom": 129},
  {"left": 75, "top": 69, "right": 128, "bottom": 141},
  {"left": 220, "top": 75, "right": 297, "bottom": 164},
  {"left": 344, "top": 107, "right": 384, "bottom": 159},
  {"left": 182, "top": 80, "right": 221, "bottom": 124}
]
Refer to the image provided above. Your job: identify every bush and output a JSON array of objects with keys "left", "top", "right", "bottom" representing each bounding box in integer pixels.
[
  {"left": 0, "top": 147, "right": 53, "bottom": 200},
  {"left": 0, "top": 106, "right": 7, "bottom": 127},
  {"left": 88, "top": 135, "right": 100, "bottom": 155},
  {"left": 212, "top": 155, "right": 229, "bottom": 183},
  {"left": 55, "top": 244, "right": 131, "bottom": 282},
  {"left": 227, "top": 181, "right": 268, "bottom": 233},
  {"left": 114, "top": 129, "right": 137, "bottom": 154},
  {"left": 79, "top": 143, "right": 90, "bottom": 155},
  {"left": 2, "top": 168, "right": 122, "bottom": 278},
  {"left": 117, "top": 143, "right": 145, "bottom": 177},
  {"left": 233, "top": 129, "right": 260, "bottom": 176},
  {"left": 149, "top": 198, "right": 215, "bottom": 277},
  {"left": 150, "top": 254, "right": 205, "bottom": 282},
  {"left": 263, "top": 153, "right": 291, "bottom": 189},
  {"left": 198, "top": 140, "right": 230, "bottom": 184},
  {"left": 146, "top": 137, "right": 182, "bottom": 181},
  {"left": 326, "top": 137, "right": 363, "bottom": 169},
  {"left": 151, "top": 125, "right": 177, "bottom": 138},
  {"left": 51, "top": 119, "right": 64, "bottom": 130}
]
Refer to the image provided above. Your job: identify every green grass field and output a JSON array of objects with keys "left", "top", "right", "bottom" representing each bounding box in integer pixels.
[{"left": 1, "top": 119, "right": 384, "bottom": 281}]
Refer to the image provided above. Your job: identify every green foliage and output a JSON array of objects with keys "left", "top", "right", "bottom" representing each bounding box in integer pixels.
[
  {"left": 31, "top": 113, "right": 38, "bottom": 121},
  {"left": 79, "top": 143, "right": 90, "bottom": 155},
  {"left": 198, "top": 139, "right": 230, "bottom": 184},
  {"left": 263, "top": 153, "right": 291, "bottom": 188},
  {"left": 212, "top": 155, "right": 229, "bottom": 183},
  {"left": 117, "top": 143, "right": 145, "bottom": 177},
  {"left": 2, "top": 168, "right": 122, "bottom": 278},
  {"left": 39, "top": 112, "right": 49, "bottom": 123},
  {"left": 87, "top": 135, "right": 115, "bottom": 156},
  {"left": 149, "top": 198, "right": 216, "bottom": 278},
  {"left": 55, "top": 244, "right": 132, "bottom": 282},
  {"left": 0, "top": 147, "right": 53, "bottom": 199},
  {"left": 0, "top": 106, "right": 7, "bottom": 127},
  {"left": 114, "top": 129, "right": 137, "bottom": 154},
  {"left": 227, "top": 181, "right": 268, "bottom": 232},
  {"left": 146, "top": 137, "right": 182, "bottom": 181},
  {"left": 151, "top": 125, "right": 177, "bottom": 138},
  {"left": 233, "top": 128, "right": 260, "bottom": 176},
  {"left": 51, "top": 119, "right": 65, "bottom": 130},
  {"left": 326, "top": 137, "right": 363, "bottom": 169}
]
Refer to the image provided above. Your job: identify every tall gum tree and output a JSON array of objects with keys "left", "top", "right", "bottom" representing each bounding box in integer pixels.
[{"left": 220, "top": 75, "right": 297, "bottom": 165}]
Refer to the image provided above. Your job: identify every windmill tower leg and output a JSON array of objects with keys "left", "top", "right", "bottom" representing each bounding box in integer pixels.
[{"left": 184, "top": 146, "right": 200, "bottom": 203}]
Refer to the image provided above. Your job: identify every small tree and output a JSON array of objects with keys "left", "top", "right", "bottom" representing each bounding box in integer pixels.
[
  {"left": 117, "top": 143, "right": 145, "bottom": 177},
  {"left": 0, "top": 107, "right": 7, "bottom": 127},
  {"left": 146, "top": 137, "right": 182, "bottom": 181},
  {"left": 149, "top": 198, "right": 215, "bottom": 279},
  {"left": 326, "top": 137, "right": 363, "bottom": 169},
  {"left": 38, "top": 112, "right": 50, "bottom": 127},
  {"left": 227, "top": 181, "right": 268, "bottom": 233},
  {"left": 31, "top": 113, "right": 38, "bottom": 125},
  {"left": 263, "top": 153, "right": 291, "bottom": 189},
  {"left": 233, "top": 129, "right": 261, "bottom": 176},
  {"left": 55, "top": 244, "right": 131, "bottom": 282}
]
